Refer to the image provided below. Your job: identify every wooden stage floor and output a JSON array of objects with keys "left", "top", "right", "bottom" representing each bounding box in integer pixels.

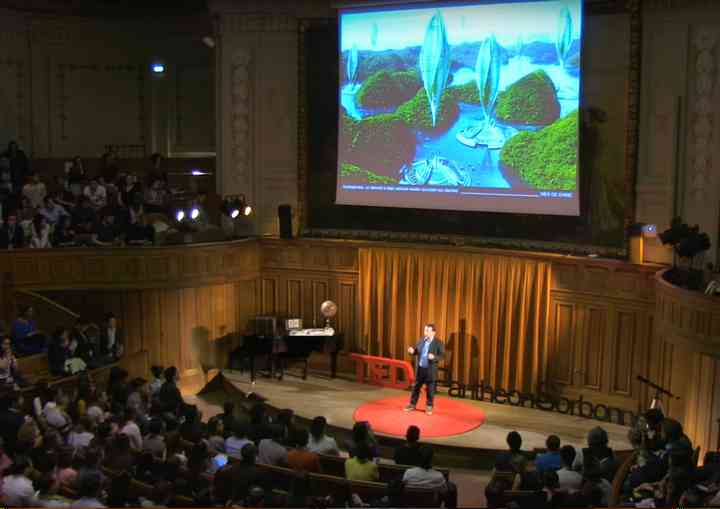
[{"left": 202, "top": 370, "right": 632, "bottom": 455}]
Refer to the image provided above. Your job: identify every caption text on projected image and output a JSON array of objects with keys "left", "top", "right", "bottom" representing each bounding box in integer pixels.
[{"left": 336, "top": 0, "right": 582, "bottom": 216}]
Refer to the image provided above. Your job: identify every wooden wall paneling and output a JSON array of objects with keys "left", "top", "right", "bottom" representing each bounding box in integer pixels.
[
  {"left": 140, "top": 290, "right": 162, "bottom": 368},
  {"left": 286, "top": 279, "right": 303, "bottom": 319},
  {"left": 549, "top": 298, "right": 576, "bottom": 387},
  {"left": 237, "top": 279, "right": 257, "bottom": 334},
  {"left": 338, "top": 280, "right": 357, "bottom": 351},
  {"left": 161, "top": 290, "right": 182, "bottom": 374},
  {"left": 261, "top": 278, "right": 277, "bottom": 315},
  {"left": 180, "top": 287, "right": 197, "bottom": 375},
  {"left": 610, "top": 308, "right": 638, "bottom": 396},
  {"left": 310, "top": 280, "right": 329, "bottom": 329},
  {"left": 193, "top": 285, "right": 213, "bottom": 372},
  {"left": 582, "top": 305, "right": 608, "bottom": 391}
]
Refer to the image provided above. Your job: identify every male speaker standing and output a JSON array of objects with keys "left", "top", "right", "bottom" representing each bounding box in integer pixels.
[{"left": 404, "top": 323, "right": 444, "bottom": 415}]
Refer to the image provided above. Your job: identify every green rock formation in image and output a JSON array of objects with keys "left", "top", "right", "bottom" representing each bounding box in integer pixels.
[
  {"left": 395, "top": 88, "right": 459, "bottom": 131},
  {"left": 356, "top": 70, "right": 421, "bottom": 109},
  {"left": 346, "top": 113, "right": 415, "bottom": 180},
  {"left": 340, "top": 163, "right": 398, "bottom": 184},
  {"left": 495, "top": 70, "right": 560, "bottom": 125},
  {"left": 500, "top": 110, "right": 577, "bottom": 190},
  {"left": 445, "top": 81, "right": 481, "bottom": 105}
]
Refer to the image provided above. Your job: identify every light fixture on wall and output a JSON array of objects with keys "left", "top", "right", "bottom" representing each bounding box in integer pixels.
[
  {"left": 174, "top": 206, "right": 200, "bottom": 223},
  {"left": 221, "top": 195, "right": 252, "bottom": 219},
  {"left": 202, "top": 36, "right": 216, "bottom": 48},
  {"left": 150, "top": 61, "right": 166, "bottom": 77}
]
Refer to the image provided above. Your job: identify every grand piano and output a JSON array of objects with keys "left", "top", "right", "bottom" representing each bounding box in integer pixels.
[{"left": 228, "top": 316, "right": 342, "bottom": 382}]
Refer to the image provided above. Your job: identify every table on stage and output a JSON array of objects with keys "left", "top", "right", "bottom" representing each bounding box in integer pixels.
[{"left": 228, "top": 328, "right": 342, "bottom": 382}]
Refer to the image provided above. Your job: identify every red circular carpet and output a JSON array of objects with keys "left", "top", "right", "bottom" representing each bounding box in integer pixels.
[{"left": 353, "top": 395, "right": 486, "bottom": 438}]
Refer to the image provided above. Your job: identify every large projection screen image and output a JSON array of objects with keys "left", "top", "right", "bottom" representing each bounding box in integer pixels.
[{"left": 336, "top": 0, "right": 583, "bottom": 216}]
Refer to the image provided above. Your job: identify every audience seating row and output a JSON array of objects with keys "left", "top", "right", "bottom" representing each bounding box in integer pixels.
[
  {"left": 255, "top": 463, "right": 443, "bottom": 508},
  {"left": 315, "top": 452, "right": 451, "bottom": 483}
]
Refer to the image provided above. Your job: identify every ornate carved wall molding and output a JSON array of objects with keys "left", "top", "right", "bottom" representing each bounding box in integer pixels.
[
  {"left": 231, "top": 50, "right": 252, "bottom": 187},
  {"left": 0, "top": 58, "right": 27, "bottom": 145},
  {"left": 220, "top": 14, "right": 297, "bottom": 34},
  {"left": 55, "top": 63, "right": 145, "bottom": 147},
  {"left": 688, "top": 26, "right": 717, "bottom": 205}
]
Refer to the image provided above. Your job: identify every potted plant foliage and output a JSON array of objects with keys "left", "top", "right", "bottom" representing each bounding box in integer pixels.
[{"left": 658, "top": 216, "right": 711, "bottom": 290}]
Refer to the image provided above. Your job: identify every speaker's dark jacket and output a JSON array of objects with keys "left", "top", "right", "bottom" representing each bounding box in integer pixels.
[{"left": 409, "top": 337, "right": 444, "bottom": 381}]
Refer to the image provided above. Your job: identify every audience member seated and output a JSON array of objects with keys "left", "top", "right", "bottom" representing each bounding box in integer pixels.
[
  {"left": 345, "top": 442, "right": 379, "bottom": 482},
  {"left": 29, "top": 214, "right": 51, "bottom": 248},
  {"left": 307, "top": 415, "right": 340, "bottom": 456},
  {"left": 2, "top": 141, "right": 29, "bottom": 190},
  {"left": 74, "top": 470, "right": 105, "bottom": 507},
  {"left": 48, "top": 328, "right": 77, "bottom": 376},
  {"left": 0, "top": 392, "right": 24, "bottom": 455},
  {"left": 287, "top": 428, "right": 321, "bottom": 473},
  {"left": 71, "top": 318, "right": 100, "bottom": 369},
  {"left": 11, "top": 305, "right": 46, "bottom": 355},
  {"left": 540, "top": 470, "right": 566, "bottom": 509},
  {"left": 144, "top": 178, "right": 169, "bottom": 214},
  {"left": 347, "top": 420, "right": 379, "bottom": 459},
  {"left": 92, "top": 210, "right": 122, "bottom": 246},
  {"left": 99, "top": 312, "right": 123, "bottom": 361},
  {"left": 394, "top": 424, "right": 423, "bottom": 467},
  {"left": 159, "top": 366, "right": 183, "bottom": 414},
  {"left": 0, "top": 213, "right": 24, "bottom": 249},
  {"left": 258, "top": 424, "right": 288, "bottom": 466},
  {"left": 143, "top": 418, "right": 167, "bottom": 459},
  {"left": 556, "top": 445, "right": 582, "bottom": 493},
  {"left": 0, "top": 335, "right": 20, "bottom": 387},
  {"left": 510, "top": 454, "right": 541, "bottom": 491},
  {"left": 623, "top": 426, "right": 666, "bottom": 495},
  {"left": 39, "top": 196, "right": 70, "bottom": 226},
  {"left": 22, "top": 173, "right": 47, "bottom": 209},
  {"left": 661, "top": 418, "right": 693, "bottom": 463},
  {"left": 276, "top": 408, "right": 297, "bottom": 446},
  {"left": 72, "top": 196, "right": 98, "bottom": 236},
  {"left": 53, "top": 215, "right": 77, "bottom": 247},
  {"left": 2, "top": 455, "right": 39, "bottom": 507},
  {"left": 496, "top": 430, "right": 526, "bottom": 470},
  {"left": 214, "top": 443, "right": 265, "bottom": 506},
  {"left": 575, "top": 426, "right": 617, "bottom": 483},
  {"left": 83, "top": 178, "right": 107, "bottom": 210},
  {"left": 125, "top": 201, "right": 155, "bottom": 244},
  {"left": 225, "top": 421, "right": 253, "bottom": 459},
  {"left": 179, "top": 404, "right": 205, "bottom": 443},
  {"left": 402, "top": 445, "right": 447, "bottom": 491},
  {"left": 535, "top": 435, "right": 562, "bottom": 473}
]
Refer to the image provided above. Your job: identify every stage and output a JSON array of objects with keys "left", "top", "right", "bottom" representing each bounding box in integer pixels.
[{"left": 197, "top": 369, "right": 632, "bottom": 468}]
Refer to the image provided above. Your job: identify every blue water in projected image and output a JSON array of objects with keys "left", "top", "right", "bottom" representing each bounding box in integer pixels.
[{"left": 338, "top": 0, "right": 582, "bottom": 194}]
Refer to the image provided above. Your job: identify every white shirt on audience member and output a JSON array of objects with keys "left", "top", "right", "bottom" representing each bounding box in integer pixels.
[
  {"left": 2, "top": 474, "right": 38, "bottom": 506},
  {"left": 224, "top": 436, "right": 252, "bottom": 458},
  {"left": 121, "top": 421, "right": 143, "bottom": 451},
  {"left": 307, "top": 435, "right": 340, "bottom": 456},
  {"left": 402, "top": 467, "right": 447, "bottom": 491},
  {"left": 556, "top": 467, "right": 583, "bottom": 492},
  {"left": 68, "top": 430, "right": 94, "bottom": 450}
]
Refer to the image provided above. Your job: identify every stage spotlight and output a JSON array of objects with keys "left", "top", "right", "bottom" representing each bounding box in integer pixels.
[
  {"left": 221, "top": 195, "right": 252, "bottom": 219},
  {"left": 190, "top": 207, "right": 200, "bottom": 220},
  {"left": 175, "top": 209, "right": 185, "bottom": 221},
  {"left": 151, "top": 62, "right": 165, "bottom": 74}
]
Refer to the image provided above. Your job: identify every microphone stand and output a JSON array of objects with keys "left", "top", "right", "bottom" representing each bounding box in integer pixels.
[{"left": 636, "top": 375, "right": 678, "bottom": 414}]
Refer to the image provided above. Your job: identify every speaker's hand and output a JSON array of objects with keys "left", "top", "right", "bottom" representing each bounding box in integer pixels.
[
  {"left": 428, "top": 353, "right": 435, "bottom": 361},
  {"left": 408, "top": 347, "right": 415, "bottom": 355}
]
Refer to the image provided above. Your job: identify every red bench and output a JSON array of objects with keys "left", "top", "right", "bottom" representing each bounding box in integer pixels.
[{"left": 349, "top": 353, "right": 415, "bottom": 390}]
